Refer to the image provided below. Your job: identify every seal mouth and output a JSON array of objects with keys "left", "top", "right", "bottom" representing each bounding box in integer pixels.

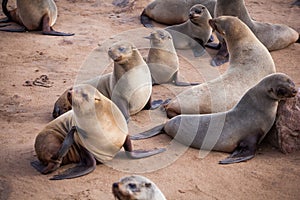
[{"left": 112, "top": 55, "right": 123, "bottom": 62}]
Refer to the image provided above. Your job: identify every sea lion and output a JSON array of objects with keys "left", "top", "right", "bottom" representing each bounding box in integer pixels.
[
  {"left": 145, "top": 29, "right": 199, "bottom": 86},
  {"left": 112, "top": 175, "right": 166, "bottom": 200},
  {"left": 31, "top": 84, "right": 165, "bottom": 180},
  {"left": 212, "top": 0, "right": 299, "bottom": 66},
  {"left": 140, "top": 0, "right": 216, "bottom": 27},
  {"left": 52, "top": 41, "right": 158, "bottom": 121},
  {"left": 132, "top": 73, "right": 297, "bottom": 164},
  {"left": 165, "top": 16, "right": 276, "bottom": 118},
  {"left": 0, "top": 0, "right": 74, "bottom": 36},
  {"left": 165, "top": 4, "right": 212, "bottom": 57}
]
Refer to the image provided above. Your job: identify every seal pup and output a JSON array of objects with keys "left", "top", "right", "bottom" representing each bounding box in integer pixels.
[
  {"left": 52, "top": 41, "right": 159, "bottom": 121},
  {"left": 31, "top": 84, "right": 165, "bottom": 180},
  {"left": 145, "top": 29, "right": 199, "bottom": 86},
  {"left": 112, "top": 175, "right": 166, "bottom": 200},
  {"left": 165, "top": 16, "right": 276, "bottom": 118},
  {"left": 141, "top": 0, "right": 216, "bottom": 27},
  {"left": 212, "top": 0, "right": 299, "bottom": 66},
  {"left": 0, "top": 0, "right": 74, "bottom": 36},
  {"left": 165, "top": 4, "right": 212, "bottom": 57},
  {"left": 132, "top": 73, "right": 297, "bottom": 164}
]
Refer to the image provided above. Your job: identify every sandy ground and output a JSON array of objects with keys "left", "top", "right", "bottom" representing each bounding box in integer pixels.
[{"left": 0, "top": 0, "right": 299, "bottom": 199}]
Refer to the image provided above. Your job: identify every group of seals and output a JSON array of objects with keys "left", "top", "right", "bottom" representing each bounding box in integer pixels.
[
  {"left": 140, "top": 0, "right": 216, "bottom": 27},
  {"left": 132, "top": 73, "right": 298, "bottom": 164},
  {"left": 145, "top": 29, "right": 198, "bottom": 86},
  {"left": 165, "top": 16, "right": 276, "bottom": 117},
  {"left": 212, "top": 0, "right": 299, "bottom": 66},
  {"left": 165, "top": 4, "right": 212, "bottom": 57},
  {"left": 0, "top": 0, "right": 74, "bottom": 36},
  {"left": 53, "top": 41, "right": 158, "bottom": 121},
  {"left": 32, "top": 84, "right": 165, "bottom": 180},
  {"left": 112, "top": 175, "right": 166, "bottom": 200}
]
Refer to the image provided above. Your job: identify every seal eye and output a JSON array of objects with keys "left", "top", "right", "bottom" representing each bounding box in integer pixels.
[
  {"left": 128, "top": 183, "right": 137, "bottom": 190},
  {"left": 195, "top": 9, "right": 202, "bottom": 14},
  {"left": 118, "top": 46, "right": 126, "bottom": 52}
]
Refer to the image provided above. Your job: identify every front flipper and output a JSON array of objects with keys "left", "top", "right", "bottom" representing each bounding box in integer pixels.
[
  {"left": 42, "top": 14, "right": 74, "bottom": 36},
  {"left": 211, "top": 42, "right": 229, "bottom": 67},
  {"left": 143, "top": 97, "right": 163, "bottom": 110},
  {"left": 123, "top": 136, "right": 166, "bottom": 159},
  {"left": 50, "top": 147, "right": 96, "bottom": 180},
  {"left": 0, "top": 24, "right": 26, "bottom": 32},
  {"left": 173, "top": 72, "right": 199, "bottom": 86},
  {"left": 130, "top": 124, "right": 165, "bottom": 140},
  {"left": 31, "top": 160, "right": 60, "bottom": 174},
  {"left": 219, "top": 134, "right": 259, "bottom": 164}
]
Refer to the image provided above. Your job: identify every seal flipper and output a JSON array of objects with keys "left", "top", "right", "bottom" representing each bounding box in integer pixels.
[
  {"left": 143, "top": 97, "right": 163, "bottom": 110},
  {"left": 50, "top": 147, "right": 96, "bottom": 180},
  {"left": 123, "top": 136, "right": 166, "bottom": 158},
  {"left": 173, "top": 72, "right": 199, "bottom": 86},
  {"left": 41, "top": 14, "right": 74, "bottom": 36},
  {"left": 140, "top": 10, "right": 153, "bottom": 28},
  {"left": 219, "top": 134, "right": 260, "bottom": 164},
  {"left": 1, "top": 0, "right": 11, "bottom": 21},
  {"left": 130, "top": 124, "right": 165, "bottom": 140},
  {"left": 211, "top": 42, "right": 229, "bottom": 66}
]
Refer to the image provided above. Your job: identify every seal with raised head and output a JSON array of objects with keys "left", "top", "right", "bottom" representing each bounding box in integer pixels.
[
  {"left": 140, "top": 0, "right": 216, "bottom": 27},
  {"left": 52, "top": 41, "right": 158, "bottom": 121},
  {"left": 165, "top": 16, "right": 276, "bottom": 118},
  {"left": 31, "top": 84, "right": 165, "bottom": 180},
  {"left": 165, "top": 4, "right": 212, "bottom": 57},
  {"left": 0, "top": 0, "right": 74, "bottom": 36},
  {"left": 212, "top": 0, "right": 299, "bottom": 66},
  {"left": 112, "top": 175, "right": 166, "bottom": 200},
  {"left": 145, "top": 29, "right": 199, "bottom": 86},
  {"left": 132, "top": 73, "right": 298, "bottom": 164}
]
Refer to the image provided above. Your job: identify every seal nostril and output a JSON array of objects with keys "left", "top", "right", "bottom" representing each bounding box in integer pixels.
[{"left": 113, "top": 182, "right": 119, "bottom": 188}]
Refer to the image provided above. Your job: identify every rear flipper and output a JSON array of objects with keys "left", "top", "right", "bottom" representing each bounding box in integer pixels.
[
  {"left": 205, "top": 42, "right": 221, "bottom": 50},
  {"left": 42, "top": 14, "right": 74, "bottom": 36},
  {"left": 143, "top": 97, "right": 164, "bottom": 110},
  {"left": 50, "top": 147, "right": 96, "bottom": 180},
  {"left": 219, "top": 134, "right": 259, "bottom": 164},
  {"left": 130, "top": 124, "right": 165, "bottom": 140},
  {"left": 123, "top": 135, "right": 166, "bottom": 158},
  {"left": 140, "top": 10, "right": 153, "bottom": 28}
]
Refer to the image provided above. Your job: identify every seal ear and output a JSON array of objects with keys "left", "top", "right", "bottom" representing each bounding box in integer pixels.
[
  {"left": 67, "top": 87, "right": 73, "bottom": 105},
  {"left": 94, "top": 98, "right": 101, "bottom": 103}
]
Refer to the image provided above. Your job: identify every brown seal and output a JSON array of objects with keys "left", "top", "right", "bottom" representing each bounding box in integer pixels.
[
  {"left": 31, "top": 84, "right": 165, "bottom": 180},
  {"left": 0, "top": 0, "right": 74, "bottom": 36},
  {"left": 112, "top": 175, "right": 166, "bottom": 200},
  {"left": 165, "top": 4, "right": 213, "bottom": 57},
  {"left": 212, "top": 0, "right": 299, "bottom": 66},
  {"left": 140, "top": 0, "right": 216, "bottom": 27},
  {"left": 165, "top": 16, "right": 276, "bottom": 118},
  {"left": 145, "top": 29, "right": 199, "bottom": 86},
  {"left": 132, "top": 73, "right": 297, "bottom": 164},
  {"left": 52, "top": 41, "right": 159, "bottom": 121}
]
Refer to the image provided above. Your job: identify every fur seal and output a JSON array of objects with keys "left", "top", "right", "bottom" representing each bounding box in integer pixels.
[
  {"left": 145, "top": 29, "right": 199, "bottom": 86},
  {"left": 165, "top": 4, "right": 212, "bottom": 57},
  {"left": 140, "top": 0, "right": 216, "bottom": 27},
  {"left": 31, "top": 84, "right": 165, "bottom": 180},
  {"left": 132, "top": 73, "right": 298, "bottom": 164},
  {"left": 0, "top": 0, "right": 74, "bottom": 36},
  {"left": 165, "top": 16, "right": 276, "bottom": 118},
  {"left": 212, "top": 0, "right": 299, "bottom": 66},
  {"left": 52, "top": 41, "right": 158, "bottom": 121},
  {"left": 112, "top": 175, "right": 166, "bottom": 200}
]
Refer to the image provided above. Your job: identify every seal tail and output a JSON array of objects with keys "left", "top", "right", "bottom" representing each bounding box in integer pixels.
[
  {"left": 140, "top": 9, "right": 153, "bottom": 28},
  {"left": 2, "top": 0, "right": 11, "bottom": 21},
  {"left": 130, "top": 124, "right": 165, "bottom": 140}
]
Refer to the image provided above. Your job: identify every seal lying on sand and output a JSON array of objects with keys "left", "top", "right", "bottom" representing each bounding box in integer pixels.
[
  {"left": 212, "top": 0, "right": 299, "bottom": 66},
  {"left": 52, "top": 41, "right": 159, "bottom": 121},
  {"left": 112, "top": 175, "right": 166, "bottom": 200},
  {"left": 165, "top": 16, "right": 276, "bottom": 118},
  {"left": 145, "top": 29, "right": 199, "bottom": 86},
  {"left": 0, "top": 0, "right": 74, "bottom": 36},
  {"left": 31, "top": 84, "right": 165, "bottom": 180},
  {"left": 132, "top": 73, "right": 297, "bottom": 164},
  {"left": 140, "top": 0, "right": 216, "bottom": 27},
  {"left": 165, "top": 4, "right": 212, "bottom": 57}
]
